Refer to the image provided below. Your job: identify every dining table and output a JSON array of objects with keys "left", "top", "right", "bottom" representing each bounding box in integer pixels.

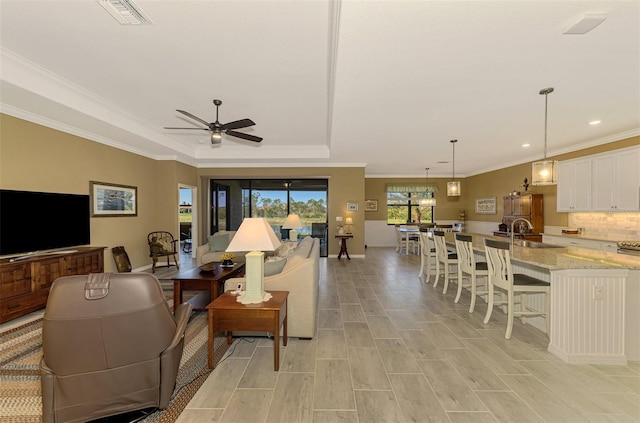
[{"left": 398, "top": 226, "right": 420, "bottom": 255}]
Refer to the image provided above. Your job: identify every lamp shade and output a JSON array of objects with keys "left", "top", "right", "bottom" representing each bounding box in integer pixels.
[
  {"left": 531, "top": 160, "right": 558, "bottom": 185},
  {"left": 344, "top": 217, "right": 353, "bottom": 225},
  {"left": 447, "top": 181, "right": 461, "bottom": 196},
  {"left": 282, "top": 214, "right": 303, "bottom": 230},
  {"left": 226, "top": 218, "right": 282, "bottom": 252}
]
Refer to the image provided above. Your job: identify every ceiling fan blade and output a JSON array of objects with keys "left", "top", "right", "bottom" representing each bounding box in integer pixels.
[
  {"left": 164, "top": 127, "right": 209, "bottom": 130},
  {"left": 222, "top": 118, "right": 255, "bottom": 131},
  {"left": 226, "top": 130, "right": 263, "bottom": 143},
  {"left": 176, "top": 110, "right": 212, "bottom": 127}
]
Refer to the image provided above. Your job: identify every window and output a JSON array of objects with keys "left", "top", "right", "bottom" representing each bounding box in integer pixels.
[{"left": 386, "top": 184, "right": 436, "bottom": 225}]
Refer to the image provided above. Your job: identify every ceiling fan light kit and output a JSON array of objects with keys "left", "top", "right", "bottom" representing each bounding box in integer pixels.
[
  {"left": 447, "top": 139, "right": 461, "bottom": 196},
  {"left": 532, "top": 87, "right": 558, "bottom": 186},
  {"left": 164, "top": 99, "right": 262, "bottom": 145}
]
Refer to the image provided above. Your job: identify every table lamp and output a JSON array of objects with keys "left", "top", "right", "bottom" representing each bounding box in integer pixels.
[
  {"left": 225, "top": 218, "right": 282, "bottom": 304},
  {"left": 345, "top": 217, "right": 353, "bottom": 234},
  {"left": 282, "top": 213, "right": 303, "bottom": 241}
]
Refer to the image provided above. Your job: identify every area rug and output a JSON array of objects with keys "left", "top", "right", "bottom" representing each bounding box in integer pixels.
[{"left": 0, "top": 311, "right": 227, "bottom": 423}]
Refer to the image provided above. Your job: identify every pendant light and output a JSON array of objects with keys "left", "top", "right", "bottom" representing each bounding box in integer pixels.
[
  {"left": 447, "top": 139, "right": 460, "bottom": 196},
  {"left": 531, "top": 87, "right": 558, "bottom": 185},
  {"left": 420, "top": 168, "right": 437, "bottom": 206}
]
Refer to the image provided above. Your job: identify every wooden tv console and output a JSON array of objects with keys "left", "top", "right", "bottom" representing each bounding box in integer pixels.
[{"left": 0, "top": 247, "right": 105, "bottom": 323}]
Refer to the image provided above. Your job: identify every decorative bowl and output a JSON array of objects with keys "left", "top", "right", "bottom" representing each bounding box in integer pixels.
[{"left": 198, "top": 263, "right": 219, "bottom": 272}]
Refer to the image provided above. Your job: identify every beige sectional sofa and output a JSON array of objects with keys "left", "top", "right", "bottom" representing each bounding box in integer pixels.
[
  {"left": 196, "top": 230, "right": 249, "bottom": 266},
  {"left": 224, "top": 236, "right": 320, "bottom": 339}
]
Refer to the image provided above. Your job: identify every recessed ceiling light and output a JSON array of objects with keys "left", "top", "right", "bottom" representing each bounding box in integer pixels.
[
  {"left": 522, "top": 143, "right": 531, "bottom": 148},
  {"left": 563, "top": 14, "right": 606, "bottom": 35},
  {"left": 99, "top": 0, "right": 152, "bottom": 25},
  {"left": 589, "top": 120, "right": 602, "bottom": 125}
]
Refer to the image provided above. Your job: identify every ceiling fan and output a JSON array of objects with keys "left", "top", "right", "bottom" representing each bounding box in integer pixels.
[{"left": 164, "top": 99, "right": 262, "bottom": 144}]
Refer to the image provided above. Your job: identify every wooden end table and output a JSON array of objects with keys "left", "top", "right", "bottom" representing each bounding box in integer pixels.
[
  {"left": 335, "top": 233, "right": 353, "bottom": 260},
  {"left": 171, "top": 262, "right": 245, "bottom": 312},
  {"left": 206, "top": 290, "right": 288, "bottom": 371}
]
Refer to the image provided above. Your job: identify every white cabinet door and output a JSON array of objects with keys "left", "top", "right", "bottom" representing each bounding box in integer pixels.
[
  {"left": 557, "top": 158, "right": 591, "bottom": 212},
  {"left": 615, "top": 149, "right": 640, "bottom": 211},
  {"left": 592, "top": 148, "right": 640, "bottom": 211}
]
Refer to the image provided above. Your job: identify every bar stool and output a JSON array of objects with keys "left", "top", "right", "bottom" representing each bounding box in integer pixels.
[
  {"left": 418, "top": 230, "right": 436, "bottom": 280},
  {"left": 432, "top": 230, "right": 458, "bottom": 295},
  {"left": 454, "top": 233, "right": 488, "bottom": 313},
  {"left": 483, "top": 239, "right": 550, "bottom": 339}
]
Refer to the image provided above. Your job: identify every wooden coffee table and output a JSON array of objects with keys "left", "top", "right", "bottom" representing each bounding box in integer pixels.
[
  {"left": 171, "top": 262, "right": 245, "bottom": 312},
  {"left": 207, "top": 290, "right": 288, "bottom": 370}
]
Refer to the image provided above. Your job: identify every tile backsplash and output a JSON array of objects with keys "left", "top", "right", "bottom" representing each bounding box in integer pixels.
[{"left": 569, "top": 212, "right": 639, "bottom": 239}]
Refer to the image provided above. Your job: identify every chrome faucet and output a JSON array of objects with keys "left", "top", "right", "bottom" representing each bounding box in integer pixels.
[{"left": 511, "top": 217, "right": 533, "bottom": 247}]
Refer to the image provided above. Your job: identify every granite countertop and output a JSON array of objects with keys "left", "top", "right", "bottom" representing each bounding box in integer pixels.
[
  {"left": 542, "top": 232, "right": 637, "bottom": 243},
  {"left": 446, "top": 233, "right": 640, "bottom": 271}
]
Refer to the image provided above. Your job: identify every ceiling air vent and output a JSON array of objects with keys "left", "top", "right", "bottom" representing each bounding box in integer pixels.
[{"left": 99, "top": 0, "right": 152, "bottom": 25}]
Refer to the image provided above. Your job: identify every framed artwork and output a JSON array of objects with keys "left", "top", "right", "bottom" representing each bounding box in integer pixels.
[
  {"left": 475, "top": 196, "right": 497, "bottom": 214},
  {"left": 90, "top": 181, "right": 137, "bottom": 217},
  {"left": 364, "top": 199, "right": 378, "bottom": 212},
  {"left": 347, "top": 202, "right": 358, "bottom": 212}
]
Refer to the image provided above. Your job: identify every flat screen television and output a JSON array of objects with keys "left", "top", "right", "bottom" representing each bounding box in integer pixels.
[{"left": 0, "top": 189, "right": 91, "bottom": 257}]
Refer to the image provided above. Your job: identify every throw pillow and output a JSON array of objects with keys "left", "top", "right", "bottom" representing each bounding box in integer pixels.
[
  {"left": 264, "top": 256, "right": 287, "bottom": 276},
  {"left": 276, "top": 241, "right": 298, "bottom": 258},
  {"left": 157, "top": 237, "right": 172, "bottom": 252},
  {"left": 208, "top": 233, "right": 230, "bottom": 252}
]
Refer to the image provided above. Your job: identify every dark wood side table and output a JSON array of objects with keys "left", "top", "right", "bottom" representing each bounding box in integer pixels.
[
  {"left": 335, "top": 233, "right": 353, "bottom": 260},
  {"left": 206, "top": 290, "right": 288, "bottom": 370},
  {"left": 171, "top": 262, "right": 245, "bottom": 312}
]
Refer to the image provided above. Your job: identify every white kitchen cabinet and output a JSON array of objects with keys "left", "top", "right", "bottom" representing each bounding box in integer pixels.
[
  {"left": 591, "top": 148, "right": 640, "bottom": 212},
  {"left": 557, "top": 158, "right": 592, "bottom": 212}
]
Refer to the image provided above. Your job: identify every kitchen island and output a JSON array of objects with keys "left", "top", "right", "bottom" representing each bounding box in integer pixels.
[{"left": 444, "top": 232, "right": 640, "bottom": 365}]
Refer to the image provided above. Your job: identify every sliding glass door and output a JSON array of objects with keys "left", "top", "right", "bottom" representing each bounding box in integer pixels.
[{"left": 209, "top": 179, "right": 328, "bottom": 256}]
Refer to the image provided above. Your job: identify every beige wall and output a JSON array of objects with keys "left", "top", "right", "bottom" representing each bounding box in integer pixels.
[
  {"left": 2, "top": 114, "right": 636, "bottom": 266},
  {"left": 197, "top": 167, "right": 366, "bottom": 256},
  {"left": 365, "top": 136, "right": 639, "bottom": 229},
  {"left": 0, "top": 114, "right": 198, "bottom": 272}
]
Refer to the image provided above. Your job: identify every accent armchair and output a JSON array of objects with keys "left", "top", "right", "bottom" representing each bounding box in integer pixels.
[{"left": 148, "top": 231, "right": 180, "bottom": 273}]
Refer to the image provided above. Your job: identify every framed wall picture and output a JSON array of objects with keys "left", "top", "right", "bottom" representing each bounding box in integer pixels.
[
  {"left": 347, "top": 202, "right": 358, "bottom": 212},
  {"left": 364, "top": 199, "right": 378, "bottom": 212},
  {"left": 475, "top": 196, "right": 497, "bottom": 214},
  {"left": 90, "top": 181, "right": 138, "bottom": 217}
]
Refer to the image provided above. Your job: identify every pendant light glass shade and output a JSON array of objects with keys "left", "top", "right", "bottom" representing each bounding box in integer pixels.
[
  {"left": 447, "top": 139, "right": 460, "bottom": 196},
  {"left": 420, "top": 167, "right": 437, "bottom": 207},
  {"left": 532, "top": 87, "right": 558, "bottom": 185}
]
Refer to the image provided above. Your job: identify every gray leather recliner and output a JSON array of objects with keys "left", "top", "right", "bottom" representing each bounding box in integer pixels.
[{"left": 40, "top": 272, "right": 192, "bottom": 423}]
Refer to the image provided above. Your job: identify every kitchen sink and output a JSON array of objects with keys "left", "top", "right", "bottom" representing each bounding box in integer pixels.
[{"left": 514, "top": 240, "right": 564, "bottom": 248}]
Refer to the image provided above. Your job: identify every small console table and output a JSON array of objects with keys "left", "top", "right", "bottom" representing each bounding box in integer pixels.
[{"left": 335, "top": 234, "right": 353, "bottom": 260}]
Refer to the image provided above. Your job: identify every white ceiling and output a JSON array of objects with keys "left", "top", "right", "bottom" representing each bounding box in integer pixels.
[{"left": 1, "top": 0, "right": 639, "bottom": 177}]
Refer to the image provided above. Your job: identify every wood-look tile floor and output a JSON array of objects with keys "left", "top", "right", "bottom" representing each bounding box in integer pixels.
[{"left": 177, "top": 247, "right": 640, "bottom": 423}]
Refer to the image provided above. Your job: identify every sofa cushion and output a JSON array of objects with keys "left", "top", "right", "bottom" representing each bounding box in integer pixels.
[
  {"left": 208, "top": 233, "right": 230, "bottom": 252},
  {"left": 293, "top": 237, "right": 313, "bottom": 258},
  {"left": 264, "top": 256, "right": 287, "bottom": 276}
]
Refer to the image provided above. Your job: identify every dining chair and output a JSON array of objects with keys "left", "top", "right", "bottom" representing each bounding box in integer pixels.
[
  {"left": 454, "top": 233, "right": 488, "bottom": 312},
  {"left": 432, "top": 230, "right": 458, "bottom": 294},
  {"left": 418, "top": 230, "right": 436, "bottom": 280},
  {"left": 483, "top": 239, "right": 550, "bottom": 339}
]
